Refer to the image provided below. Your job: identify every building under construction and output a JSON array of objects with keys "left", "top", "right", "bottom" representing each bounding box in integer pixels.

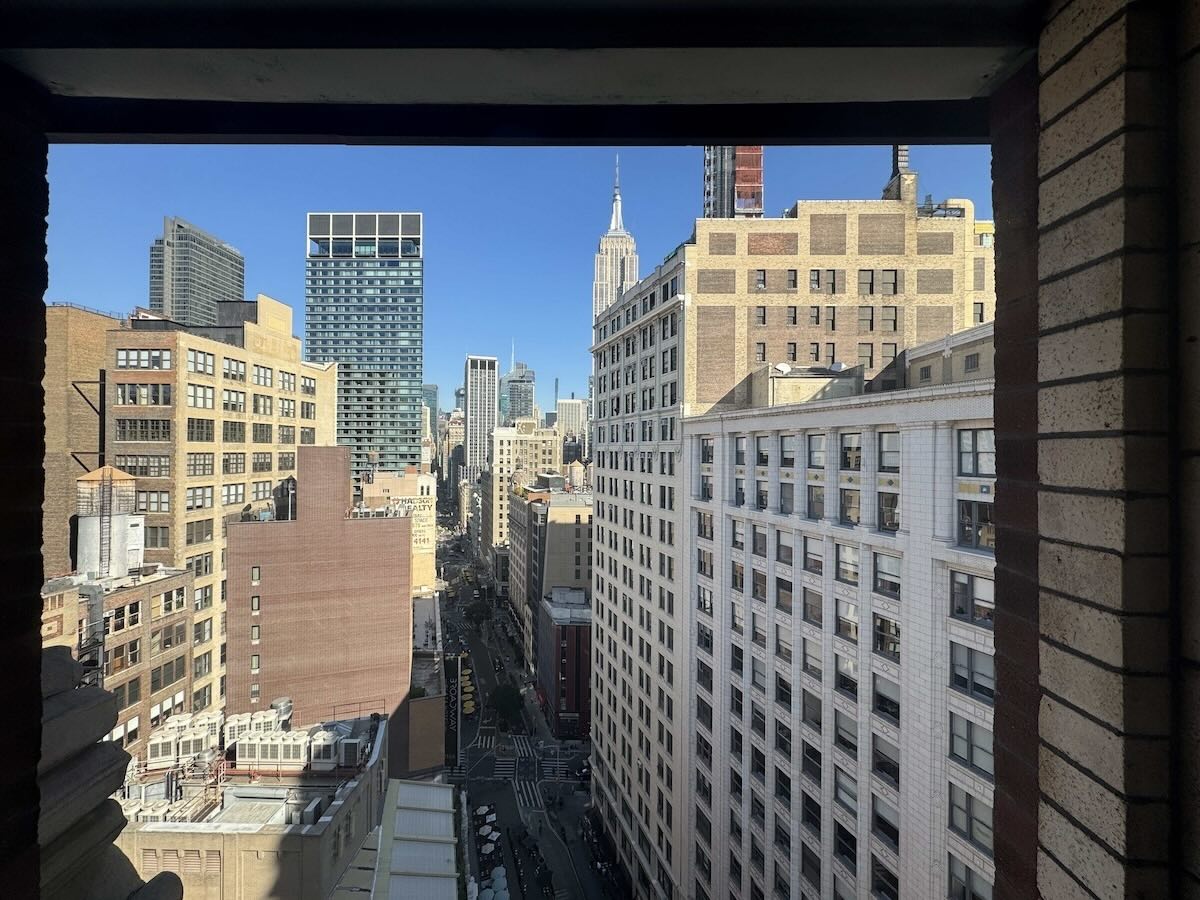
[{"left": 702, "top": 145, "right": 764, "bottom": 218}]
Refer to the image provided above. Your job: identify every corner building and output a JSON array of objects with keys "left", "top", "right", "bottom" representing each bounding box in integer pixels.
[
  {"left": 590, "top": 161, "right": 995, "bottom": 900},
  {"left": 105, "top": 296, "right": 337, "bottom": 716},
  {"left": 683, "top": 326, "right": 996, "bottom": 900}
]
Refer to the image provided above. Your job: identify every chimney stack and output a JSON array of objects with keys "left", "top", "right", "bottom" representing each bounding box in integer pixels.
[{"left": 882, "top": 145, "right": 916, "bottom": 202}]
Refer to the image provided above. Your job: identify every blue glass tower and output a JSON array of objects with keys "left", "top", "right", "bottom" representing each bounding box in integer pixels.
[{"left": 304, "top": 212, "right": 423, "bottom": 479}]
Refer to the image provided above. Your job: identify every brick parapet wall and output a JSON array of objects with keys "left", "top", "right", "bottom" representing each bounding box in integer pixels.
[{"left": 1018, "top": 1, "right": 1187, "bottom": 897}]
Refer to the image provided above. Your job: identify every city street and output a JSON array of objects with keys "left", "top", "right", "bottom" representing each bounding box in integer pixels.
[{"left": 436, "top": 521, "right": 621, "bottom": 900}]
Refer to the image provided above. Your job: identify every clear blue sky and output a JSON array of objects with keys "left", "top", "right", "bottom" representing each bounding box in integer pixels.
[{"left": 47, "top": 144, "right": 991, "bottom": 412}]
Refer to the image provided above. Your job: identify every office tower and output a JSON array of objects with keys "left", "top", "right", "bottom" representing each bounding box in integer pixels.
[
  {"left": 592, "top": 158, "right": 639, "bottom": 318},
  {"left": 421, "top": 384, "right": 439, "bottom": 440},
  {"left": 500, "top": 360, "right": 536, "bottom": 424},
  {"left": 589, "top": 155, "right": 995, "bottom": 899},
  {"left": 683, "top": 323, "right": 996, "bottom": 900},
  {"left": 149, "top": 217, "right": 245, "bottom": 326},
  {"left": 556, "top": 397, "right": 589, "bottom": 460},
  {"left": 463, "top": 355, "right": 498, "bottom": 485},
  {"left": 43, "top": 303, "right": 125, "bottom": 578},
  {"left": 442, "top": 409, "right": 465, "bottom": 493},
  {"left": 305, "top": 212, "right": 424, "bottom": 479},
  {"left": 702, "top": 146, "right": 764, "bottom": 218},
  {"left": 479, "top": 418, "right": 562, "bottom": 592},
  {"left": 106, "top": 295, "right": 337, "bottom": 716}
]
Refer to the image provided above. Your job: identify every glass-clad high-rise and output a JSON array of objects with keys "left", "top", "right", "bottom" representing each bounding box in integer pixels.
[
  {"left": 304, "top": 212, "right": 424, "bottom": 479},
  {"left": 149, "top": 216, "right": 245, "bottom": 326}
]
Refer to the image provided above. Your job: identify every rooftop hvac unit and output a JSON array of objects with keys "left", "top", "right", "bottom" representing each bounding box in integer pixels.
[
  {"left": 192, "top": 711, "right": 225, "bottom": 747},
  {"left": 224, "top": 712, "right": 253, "bottom": 746},
  {"left": 177, "top": 728, "right": 210, "bottom": 762},
  {"left": 281, "top": 731, "right": 311, "bottom": 773},
  {"left": 308, "top": 730, "right": 340, "bottom": 772},
  {"left": 146, "top": 731, "right": 180, "bottom": 771},
  {"left": 254, "top": 731, "right": 311, "bottom": 774},
  {"left": 269, "top": 697, "right": 294, "bottom": 730},
  {"left": 339, "top": 737, "right": 365, "bottom": 768},
  {"left": 138, "top": 800, "right": 171, "bottom": 823},
  {"left": 233, "top": 733, "right": 261, "bottom": 769},
  {"left": 251, "top": 709, "right": 280, "bottom": 733},
  {"left": 120, "top": 800, "right": 143, "bottom": 822},
  {"left": 162, "top": 713, "right": 194, "bottom": 732}
]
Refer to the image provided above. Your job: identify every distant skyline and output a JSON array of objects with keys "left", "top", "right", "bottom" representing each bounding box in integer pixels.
[{"left": 46, "top": 144, "right": 992, "bottom": 412}]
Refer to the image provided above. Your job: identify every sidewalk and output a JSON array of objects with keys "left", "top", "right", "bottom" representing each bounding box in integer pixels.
[{"left": 541, "top": 790, "right": 614, "bottom": 900}]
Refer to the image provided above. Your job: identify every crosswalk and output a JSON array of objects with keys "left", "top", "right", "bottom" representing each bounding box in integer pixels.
[
  {"left": 475, "top": 732, "right": 494, "bottom": 750},
  {"left": 514, "top": 779, "right": 543, "bottom": 810},
  {"left": 540, "top": 758, "right": 569, "bottom": 779},
  {"left": 493, "top": 757, "right": 516, "bottom": 779},
  {"left": 512, "top": 735, "right": 535, "bottom": 757}
]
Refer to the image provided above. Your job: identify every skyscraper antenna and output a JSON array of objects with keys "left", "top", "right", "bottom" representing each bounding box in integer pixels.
[
  {"left": 609, "top": 154, "right": 625, "bottom": 232},
  {"left": 510, "top": 338, "right": 515, "bottom": 374}
]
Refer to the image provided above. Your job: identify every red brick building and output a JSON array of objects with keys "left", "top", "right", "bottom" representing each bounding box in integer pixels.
[
  {"left": 535, "top": 587, "right": 592, "bottom": 739},
  {"left": 226, "top": 446, "right": 413, "bottom": 768}
]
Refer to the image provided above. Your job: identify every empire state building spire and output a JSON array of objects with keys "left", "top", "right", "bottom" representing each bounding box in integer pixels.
[
  {"left": 610, "top": 155, "right": 625, "bottom": 232},
  {"left": 593, "top": 154, "right": 639, "bottom": 318}
]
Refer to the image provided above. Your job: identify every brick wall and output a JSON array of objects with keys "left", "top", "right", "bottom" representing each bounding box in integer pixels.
[
  {"left": 917, "top": 231, "right": 956, "bottom": 254},
  {"left": 916, "top": 268, "right": 955, "bottom": 293},
  {"left": 746, "top": 232, "right": 797, "bottom": 255},
  {"left": 808, "top": 214, "right": 847, "bottom": 254},
  {"left": 708, "top": 233, "right": 736, "bottom": 255},
  {"left": 696, "top": 269, "right": 737, "bottom": 293},
  {"left": 857, "top": 213, "right": 906, "bottom": 254},
  {"left": 226, "top": 446, "right": 414, "bottom": 773},
  {"left": 43, "top": 307, "right": 121, "bottom": 577},
  {"left": 989, "top": 1, "right": 1192, "bottom": 897}
]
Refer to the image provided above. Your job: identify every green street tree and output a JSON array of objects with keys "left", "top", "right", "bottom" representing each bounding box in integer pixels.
[
  {"left": 463, "top": 599, "right": 491, "bottom": 626},
  {"left": 489, "top": 683, "right": 523, "bottom": 725}
]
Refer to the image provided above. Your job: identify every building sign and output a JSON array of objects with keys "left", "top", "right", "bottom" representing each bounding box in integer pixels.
[{"left": 443, "top": 654, "right": 460, "bottom": 766}]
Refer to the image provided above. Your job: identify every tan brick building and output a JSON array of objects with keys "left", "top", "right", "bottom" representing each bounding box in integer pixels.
[
  {"left": 668, "top": 157, "right": 995, "bottom": 416},
  {"left": 104, "top": 295, "right": 337, "bottom": 717},
  {"left": 43, "top": 303, "right": 127, "bottom": 578},
  {"left": 508, "top": 475, "right": 593, "bottom": 672},
  {"left": 225, "top": 446, "right": 415, "bottom": 773},
  {"left": 362, "top": 467, "right": 437, "bottom": 591},
  {"left": 480, "top": 417, "right": 562, "bottom": 575},
  {"left": 42, "top": 466, "right": 197, "bottom": 762}
]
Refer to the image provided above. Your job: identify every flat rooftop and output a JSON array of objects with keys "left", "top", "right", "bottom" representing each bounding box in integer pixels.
[{"left": 372, "top": 779, "right": 459, "bottom": 900}]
